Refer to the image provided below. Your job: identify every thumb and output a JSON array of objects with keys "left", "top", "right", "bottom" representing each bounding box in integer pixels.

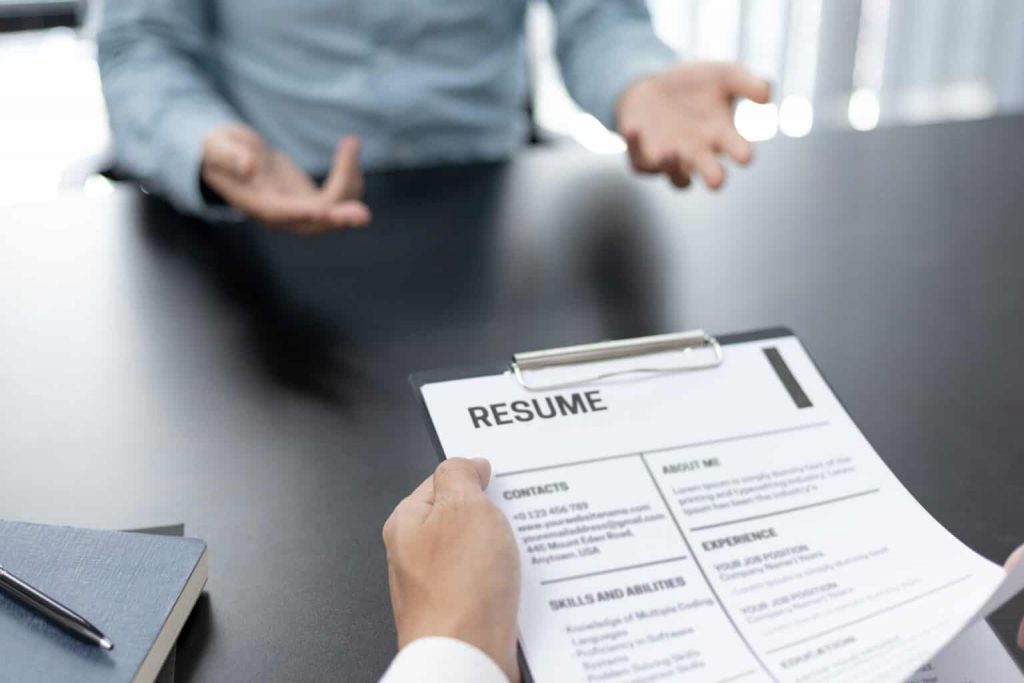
[
  {"left": 1006, "top": 544, "right": 1024, "bottom": 573},
  {"left": 321, "top": 136, "right": 364, "bottom": 202},
  {"left": 1003, "top": 545, "right": 1024, "bottom": 650},
  {"left": 203, "top": 129, "right": 260, "bottom": 179},
  {"left": 723, "top": 64, "right": 772, "bottom": 104},
  {"left": 432, "top": 458, "right": 492, "bottom": 504}
]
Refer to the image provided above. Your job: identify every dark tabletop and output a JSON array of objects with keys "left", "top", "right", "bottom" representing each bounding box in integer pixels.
[{"left": 1, "top": 114, "right": 1023, "bottom": 681}]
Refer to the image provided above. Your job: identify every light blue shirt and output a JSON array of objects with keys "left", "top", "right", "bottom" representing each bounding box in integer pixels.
[{"left": 98, "top": 0, "right": 675, "bottom": 217}]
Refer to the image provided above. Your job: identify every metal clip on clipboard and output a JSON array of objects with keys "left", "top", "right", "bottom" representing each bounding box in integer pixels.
[{"left": 511, "top": 329, "right": 724, "bottom": 392}]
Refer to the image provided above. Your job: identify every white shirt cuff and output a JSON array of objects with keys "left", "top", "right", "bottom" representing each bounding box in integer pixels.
[{"left": 379, "top": 637, "right": 509, "bottom": 683}]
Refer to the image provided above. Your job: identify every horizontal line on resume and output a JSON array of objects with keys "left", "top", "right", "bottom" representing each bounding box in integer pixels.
[{"left": 540, "top": 555, "right": 689, "bottom": 585}]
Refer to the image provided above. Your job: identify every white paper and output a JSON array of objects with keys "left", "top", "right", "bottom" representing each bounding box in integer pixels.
[
  {"left": 420, "top": 336, "right": 1022, "bottom": 682},
  {"left": 912, "top": 621, "right": 1023, "bottom": 682}
]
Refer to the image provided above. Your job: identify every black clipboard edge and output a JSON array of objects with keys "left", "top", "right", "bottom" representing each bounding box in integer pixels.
[{"left": 406, "top": 327, "right": 794, "bottom": 683}]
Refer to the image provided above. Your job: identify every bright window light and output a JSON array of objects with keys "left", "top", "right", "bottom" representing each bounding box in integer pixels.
[
  {"left": 694, "top": 0, "right": 740, "bottom": 61},
  {"left": 779, "top": 96, "right": 814, "bottom": 137},
  {"left": 571, "top": 114, "right": 627, "bottom": 154},
  {"left": 849, "top": 0, "right": 889, "bottom": 131},
  {"left": 83, "top": 174, "right": 115, "bottom": 196},
  {"left": 734, "top": 100, "right": 778, "bottom": 142},
  {"left": 848, "top": 87, "right": 881, "bottom": 131},
  {"left": 743, "top": 0, "right": 786, "bottom": 83},
  {"left": 646, "top": 0, "right": 688, "bottom": 53}
]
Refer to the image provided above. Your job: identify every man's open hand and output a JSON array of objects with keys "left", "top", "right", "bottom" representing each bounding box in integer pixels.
[
  {"left": 616, "top": 62, "right": 772, "bottom": 191},
  {"left": 201, "top": 124, "right": 371, "bottom": 234},
  {"left": 383, "top": 458, "right": 521, "bottom": 682}
]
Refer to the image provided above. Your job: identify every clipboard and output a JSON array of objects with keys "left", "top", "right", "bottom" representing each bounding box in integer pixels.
[
  {"left": 409, "top": 326, "right": 1024, "bottom": 683},
  {"left": 410, "top": 326, "right": 794, "bottom": 683},
  {"left": 411, "top": 327, "right": 795, "bottom": 463}
]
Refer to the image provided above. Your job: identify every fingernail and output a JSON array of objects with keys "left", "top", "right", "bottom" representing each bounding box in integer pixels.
[{"left": 471, "top": 458, "right": 492, "bottom": 487}]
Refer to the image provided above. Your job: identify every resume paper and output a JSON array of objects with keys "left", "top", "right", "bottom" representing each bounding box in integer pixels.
[{"left": 420, "top": 335, "right": 1024, "bottom": 682}]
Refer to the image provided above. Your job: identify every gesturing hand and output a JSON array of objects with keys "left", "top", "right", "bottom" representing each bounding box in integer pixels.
[
  {"left": 200, "top": 124, "right": 371, "bottom": 234},
  {"left": 383, "top": 458, "right": 521, "bottom": 682},
  {"left": 616, "top": 62, "right": 772, "bottom": 191}
]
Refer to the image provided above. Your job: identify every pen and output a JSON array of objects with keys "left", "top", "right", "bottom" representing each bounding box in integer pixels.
[{"left": 0, "top": 564, "right": 114, "bottom": 650}]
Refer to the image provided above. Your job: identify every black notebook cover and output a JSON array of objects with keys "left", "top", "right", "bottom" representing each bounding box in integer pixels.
[{"left": 0, "top": 520, "right": 207, "bottom": 682}]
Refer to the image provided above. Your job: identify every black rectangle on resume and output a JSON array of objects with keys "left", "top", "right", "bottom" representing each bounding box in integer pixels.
[{"left": 763, "top": 347, "right": 812, "bottom": 409}]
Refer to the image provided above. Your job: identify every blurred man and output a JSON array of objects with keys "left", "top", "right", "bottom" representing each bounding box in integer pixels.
[
  {"left": 98, "top": 1, "right": 771, "bottom": 235},
  {"left": 381, "top": 458, "right": 1024, "bottom": 682}
]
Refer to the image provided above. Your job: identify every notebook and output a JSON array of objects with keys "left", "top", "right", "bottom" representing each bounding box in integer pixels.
[
  {"left": 0, "top": 520, "right": 207, "bottom": 683},
  {"left": 123, "top": 524, "right": 189, "bottom": 683}
]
